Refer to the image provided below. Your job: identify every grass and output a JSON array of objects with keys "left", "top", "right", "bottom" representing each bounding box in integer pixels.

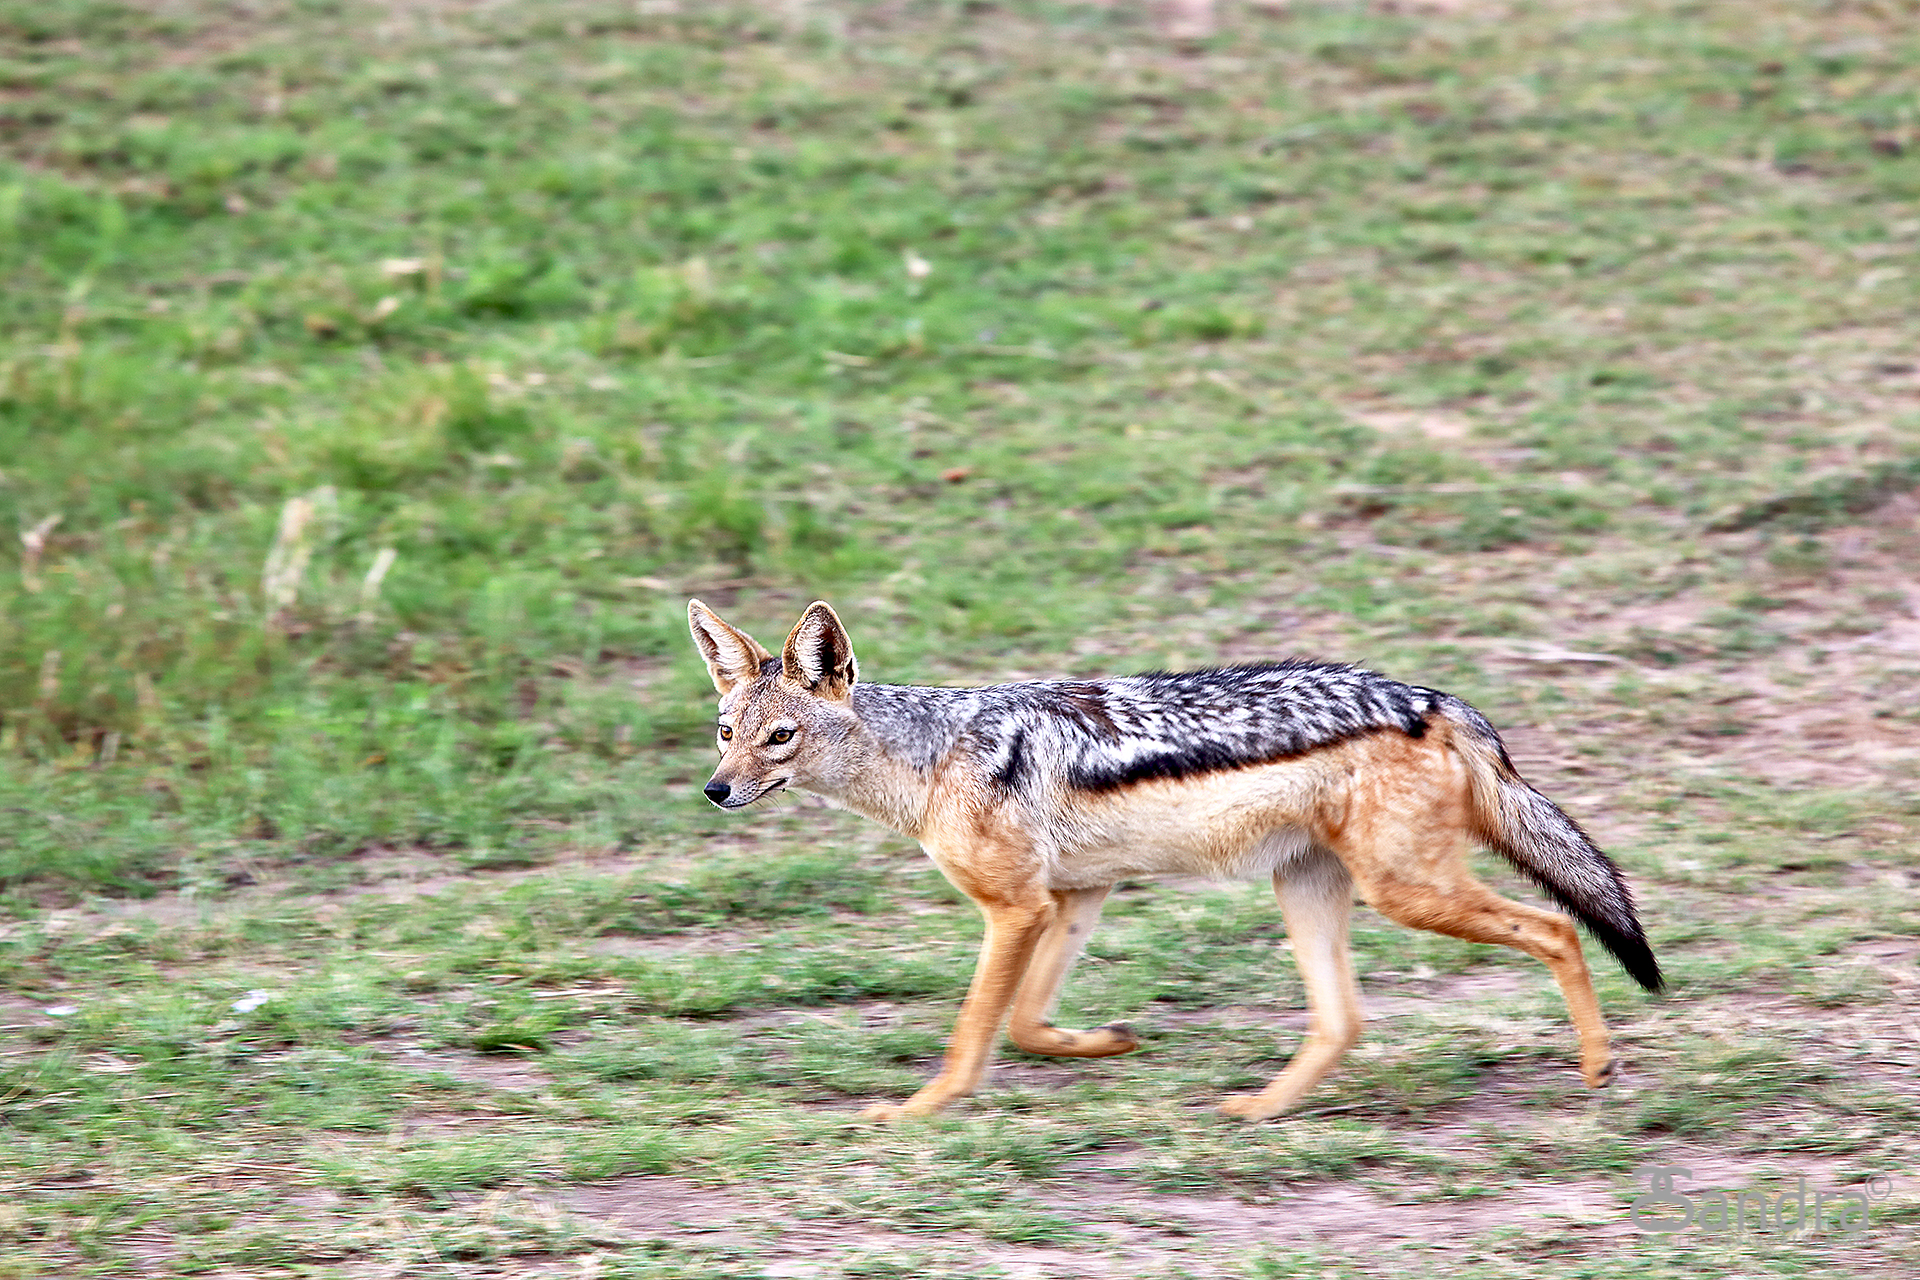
[{"left": 1, "top": 0, "right": 1918, "bottom": 1275}]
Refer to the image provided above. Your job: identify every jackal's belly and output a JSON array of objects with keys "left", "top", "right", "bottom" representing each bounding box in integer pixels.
[{"left": 1043, "top": 759, "right": 1332, "bottom": 888}]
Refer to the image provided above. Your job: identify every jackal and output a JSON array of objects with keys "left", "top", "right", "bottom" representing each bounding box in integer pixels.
[{"left": 688, "top": 599, "right": 1661, "bottom": 1121}]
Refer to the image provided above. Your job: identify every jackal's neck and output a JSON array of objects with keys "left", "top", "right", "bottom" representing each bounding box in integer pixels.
[
  {"left": 809, "top": 683, "right": 980, "bottom": 838},
  {"left": 820, "top": 746, "right": 937, "bottom": 838}
]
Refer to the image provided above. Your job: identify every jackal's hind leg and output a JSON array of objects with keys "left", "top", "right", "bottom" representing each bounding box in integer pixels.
[
  {"left": 1361, "top": 870, "right": 1615, "bottom": 1089},
  {"left": 1006, "top": 885, "right": 1138, "bottom": 1058},
  {"left": 1220, "top": 851, "right": 1363, "bottom": 1121}
]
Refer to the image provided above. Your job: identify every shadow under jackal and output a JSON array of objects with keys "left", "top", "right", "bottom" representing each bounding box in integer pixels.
[{"left": 689, "top": 599, "right": 1660, "bottom": 1121}]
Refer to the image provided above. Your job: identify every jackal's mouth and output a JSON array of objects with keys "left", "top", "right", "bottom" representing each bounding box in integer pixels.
[{"left": 718, "top": 777, "right": 788, "bottom": 809}]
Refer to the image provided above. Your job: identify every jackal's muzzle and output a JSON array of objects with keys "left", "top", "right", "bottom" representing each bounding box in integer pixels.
[{"left": 702, "top": 775, "right": 786, "bottom": 809}]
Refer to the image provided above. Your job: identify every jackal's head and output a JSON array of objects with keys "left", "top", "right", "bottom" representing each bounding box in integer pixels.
[{"left": 687, "top": 599, "right": 861, "bottom": 810}]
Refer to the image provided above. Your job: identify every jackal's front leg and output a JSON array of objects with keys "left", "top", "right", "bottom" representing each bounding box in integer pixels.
[
  {"left": 859, "top": 898, "right": 1052, "bottom": 1121},
  {"left": 1006, "top": 885, "right": 1139, "bottom": 1058}
]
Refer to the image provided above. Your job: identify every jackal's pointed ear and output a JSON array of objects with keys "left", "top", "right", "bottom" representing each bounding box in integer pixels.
[
  {"left": 688, "top": 599, "right": 773, "bottom": 695},
  {"left": 780, "top": 601, "right": 858, "bottom": 700}
]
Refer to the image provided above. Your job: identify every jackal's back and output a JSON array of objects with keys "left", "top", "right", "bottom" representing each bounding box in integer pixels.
[{"left": 852, "top": 661, "right": 1440, "bottom": 796}]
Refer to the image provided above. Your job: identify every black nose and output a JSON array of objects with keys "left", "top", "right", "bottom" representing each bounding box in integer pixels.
[{"left": 704, "top": 781, "right": 731, "bottom": 806}]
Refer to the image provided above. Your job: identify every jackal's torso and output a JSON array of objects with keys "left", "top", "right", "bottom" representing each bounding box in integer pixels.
[{"left": 845, "top": 663, "right": 1449, "bottom": 883}]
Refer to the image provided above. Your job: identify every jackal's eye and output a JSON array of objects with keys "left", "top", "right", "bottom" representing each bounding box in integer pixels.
[
  {"left": 767, "top": 727, "right": 794, "bottom": 745},
  {"left": 717, "top": 725, "right": 733, "bottom": 741}
]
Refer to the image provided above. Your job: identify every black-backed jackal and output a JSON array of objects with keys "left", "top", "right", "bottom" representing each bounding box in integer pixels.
[{"left": 689, "top": 599, "right": 1661, "bottom": 1121}]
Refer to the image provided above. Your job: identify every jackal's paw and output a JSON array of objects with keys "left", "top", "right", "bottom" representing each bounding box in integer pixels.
[
  {"left": 1086, "top": 1022, "right": 1141, "bottom": 1056},
  {"left": 1581, "top": 1056, "right": 1616, "bottom": 1089},
  {"left": 857, "top": 1096, "right": 947, "bottom": 1122},
  {"left": 1217, "top": 1093, "right": 1286, "bottom": 1122},
  {"left": 1010, "top": 1021, "right": 1140, "bottom": 1058}
]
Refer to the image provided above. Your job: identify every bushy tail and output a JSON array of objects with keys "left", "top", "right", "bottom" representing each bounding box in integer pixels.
[{"left": 1441, "top": 696, "right": 1663, "bottom": 992}]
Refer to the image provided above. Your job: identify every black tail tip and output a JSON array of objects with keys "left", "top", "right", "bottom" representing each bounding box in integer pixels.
[
  {"left": 1606, "top": 935, "right": 1664, "bottom": 993},
  {"left": 1580, "top": 915, "right": 1662, "bottom": 993},
  {"left": 1629, "top": 956, "right": 1665, "bottom": 994}
]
